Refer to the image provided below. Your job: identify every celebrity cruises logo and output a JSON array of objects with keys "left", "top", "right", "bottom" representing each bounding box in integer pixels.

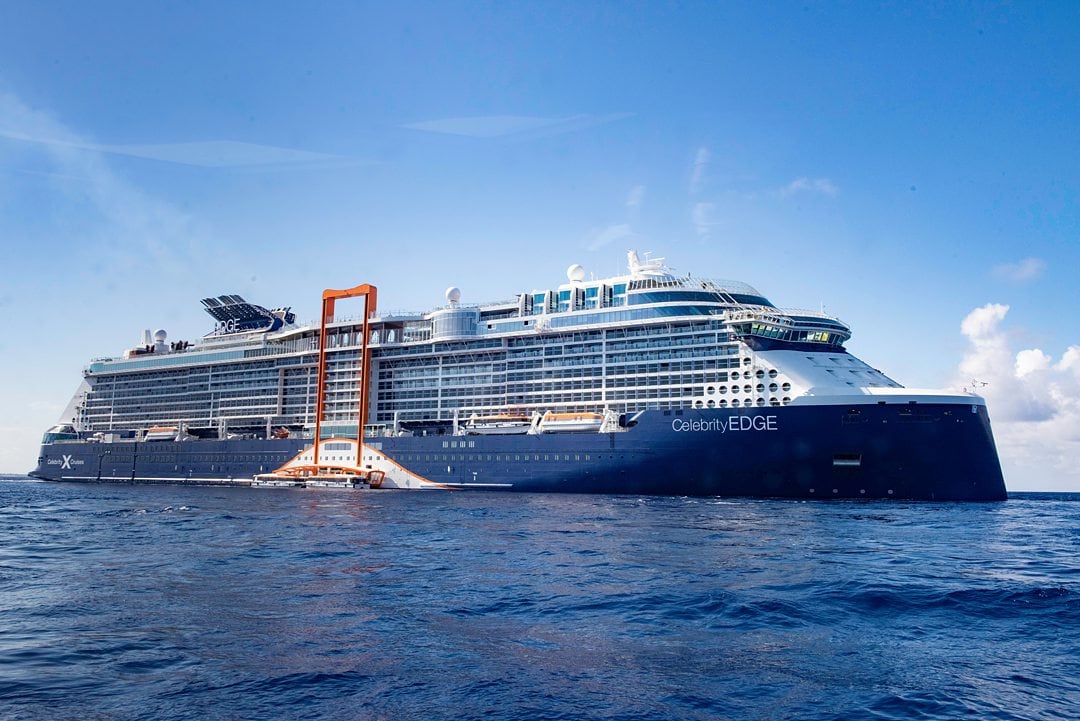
[
  {"left": 61, "top": 455, "right": 84, "bottom": 469},
  {"left": 47, "top": 455, "right": 85, "bottom": 468}
]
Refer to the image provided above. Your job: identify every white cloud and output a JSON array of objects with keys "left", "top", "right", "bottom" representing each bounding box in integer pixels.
[
  {"left": 992, "top": 257, "right": 1045, "bottom": 283},
  {"left": 0, "top": 90, "right": 199, "bottom": 274},
  {"left": 586, "top": 223, "right": 634, "bottom": 251},
  {"left": 956, "top": 303, "right": 1080, "bottom": 490},
  {"left": 782, "top": 177, "right": 839, "bottom": 196},
  {"left": 1058, "top": 347, "right": 1080, "bottom": 373},
  {"left": 0, "top": 90, "right": 224, "bottom": 471},
  {"left": 403, "top": 113, "right": 632, "bottom": 139},
  {"left": 690, "top": 146, "right": 710, "bottom": 194},
  {"left": 1015, "top": 348, "right": 1052, "bottom": 377},
  {"left": 0, "top": 129, "right": 352, "bottom": 169},
  {"left": 692, "top": 202, "right": 717, "bottom": 240},
  {"left": 582, "top": 186, "right": 645, "bottom": 252},
  {"left": 960, "top": 302, "right": 1009, "bottom": 340}
]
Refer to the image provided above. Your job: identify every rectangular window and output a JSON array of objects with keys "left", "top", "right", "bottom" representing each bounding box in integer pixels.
[{"left": 833, "top": 454, "right": 862, "bottom": 467}]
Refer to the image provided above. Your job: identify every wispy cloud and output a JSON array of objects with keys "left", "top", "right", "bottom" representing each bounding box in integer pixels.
[
  {"left": 692, "top": 201, "right": 717, "bottom": 241},
  {"left": 586, "top": 223, "right": 635, "bottom": 252},
  {"left": 583, "top": 186, "right": 646, "bottom": 252},
  {"left": 0, "top": 90, "right": 199, "bottom": 274},
  {"left": 993, "top": 257, "right": 1045, "bottom": 284},
  {"left": 404, "top": 113, "right": 632, "bottom": 140},
  {"left": 0, "top": 129, "right": 353, "bottom": 169},
  {"left": 956, "top": 303, "right": 1080, "bottom": 489},
  {"left": 781, "top": 177, "right": 838, "bottom": 196},
  {"left": 690, "top": 146, "right": 710, "bottom": 194}
]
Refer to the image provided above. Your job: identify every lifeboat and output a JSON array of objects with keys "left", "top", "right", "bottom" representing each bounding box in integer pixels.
[
  {"left": 538, "top": 411, "right": 604, "bottom": 433},
  {"left": 464, "top": 414, "right": 532, "bottom": 435},
  {"left": 144, "top": 426, "right": 178, "bottom": 441}
]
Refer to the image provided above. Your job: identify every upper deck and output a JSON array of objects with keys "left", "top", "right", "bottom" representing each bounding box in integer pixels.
[{"left": 84, "top": 250, "right": 851, "bottom": 375}]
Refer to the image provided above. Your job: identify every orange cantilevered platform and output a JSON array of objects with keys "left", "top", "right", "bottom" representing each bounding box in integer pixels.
[{"left": 312, "top": 284, "right": 377, "bottom": 466}]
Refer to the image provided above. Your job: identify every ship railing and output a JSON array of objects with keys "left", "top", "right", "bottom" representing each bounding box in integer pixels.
[
  {"left": 629, "top": 275, "right": 765, "bottom": 297},
  {"left": 431, "top": 298, "right": 519, "bottom": 311},
  {"left": 777, "top": 307, "right": 846, "bottom": 323},
  {"left": 725, "top": 306, "right": 796, "bottom": 327},
  {"left": 310, "top": 298, "right": 522, "bottom": 325},
  {"left": 695, "top": 277, "right": 765, "bottom": 296},
  {"left": 725, "top": 305, "right": 846, "bottom": 326}
]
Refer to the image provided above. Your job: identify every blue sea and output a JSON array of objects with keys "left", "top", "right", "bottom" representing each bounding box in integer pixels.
[{"left": 1, "top": 478, "right": 1077, "bottom": 721}]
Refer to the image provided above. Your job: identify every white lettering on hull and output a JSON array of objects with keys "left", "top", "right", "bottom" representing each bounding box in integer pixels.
[
  {"left": 46, "top": 455, "right": 86, "bottom": 468},
  {"left": 671, "top": 415, "right": 778, "bottom": 433}
]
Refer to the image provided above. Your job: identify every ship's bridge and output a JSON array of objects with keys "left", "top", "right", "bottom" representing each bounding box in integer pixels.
[{"left": 726, "top": 306, "right": 851, "bottom": 349}]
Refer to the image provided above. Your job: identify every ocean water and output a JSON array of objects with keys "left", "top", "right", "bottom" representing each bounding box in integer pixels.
[{"left": 0, "top": 479, "right": 1077, "bottom": 721}]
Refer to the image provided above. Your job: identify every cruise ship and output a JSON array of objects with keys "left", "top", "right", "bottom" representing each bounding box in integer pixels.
[{"left": 32, "top": 251, "right": 1006, "bottom": 499}]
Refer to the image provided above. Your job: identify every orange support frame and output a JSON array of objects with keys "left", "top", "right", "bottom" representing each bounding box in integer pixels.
[{"left": 312, "top": 284, "right": 378, "bottom": 465}]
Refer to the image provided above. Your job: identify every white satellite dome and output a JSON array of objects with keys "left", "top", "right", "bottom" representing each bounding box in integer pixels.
[
  {"left": 445, "top": 286, "right": 462, "bottom": 304},
  {"left": 566, "top": 264, "right": 585, "bottom": 282},
  {"left": 154, "top": 329, "right": 168, "bottom": 342}
]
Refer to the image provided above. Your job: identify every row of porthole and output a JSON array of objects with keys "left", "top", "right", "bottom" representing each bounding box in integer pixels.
[
  {"left": 706, "top": 382, "right": 792, "bottom": 395},
  {"left": 730, "top": 369, "right": 779, "bottom": 381},
  {"left": 694, "top": 397, "right": 791, "bottom": 408}
]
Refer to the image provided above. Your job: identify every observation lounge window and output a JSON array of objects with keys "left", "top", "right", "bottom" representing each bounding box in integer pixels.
[{"left": 585, "top": 286, "right": 599, "bottom": 309}]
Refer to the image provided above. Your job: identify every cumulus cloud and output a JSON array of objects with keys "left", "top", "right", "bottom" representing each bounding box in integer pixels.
[
  {"left": 960, "top": 302, "right": 1009, "bottom": 342},
  {"left": 782, "top": 177, "right": 838, "bottom": 196},
  {"left": 1059, "top": 347, "right": 1080, "bottom": 373},
  {"left": 1015, "top": 349, "right": 1052, "bottom": 378},
  {"left": 992, "top": 257, "right": 1045, "bottom": 283},
  {"left": 690, "top": 146, "right": 710, "bottom": 194},
  {"left": 956, "top": 303, "right": 1080, "bottom": 490}
]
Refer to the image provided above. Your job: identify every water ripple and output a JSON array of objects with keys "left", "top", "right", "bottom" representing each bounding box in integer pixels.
[{"left": 0, "top": 480, "right": 1077, "bottom": 721}]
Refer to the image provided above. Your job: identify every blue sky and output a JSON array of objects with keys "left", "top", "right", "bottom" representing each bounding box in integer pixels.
[{"left": 1, "top": 2, "right": 1078, "bottom": 489}]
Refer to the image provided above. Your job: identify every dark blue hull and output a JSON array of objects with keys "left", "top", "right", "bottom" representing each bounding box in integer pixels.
[{"left": 31, "top": 403, "right": 1007, "bottom": 500}]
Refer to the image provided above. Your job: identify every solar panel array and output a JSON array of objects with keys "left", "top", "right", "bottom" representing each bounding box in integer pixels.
[{"left": 200, "top": 295, "right": 273, "bottom": 324}]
